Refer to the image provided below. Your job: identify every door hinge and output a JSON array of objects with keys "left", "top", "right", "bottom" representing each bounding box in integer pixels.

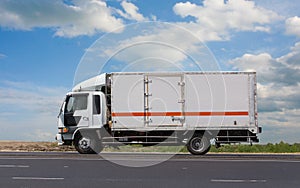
[
  {"left": 178, "top": 81, "right": 185, "bottom": 86},
  {"left": 178, "top": 99, "right": 185, "bottom": 103}
]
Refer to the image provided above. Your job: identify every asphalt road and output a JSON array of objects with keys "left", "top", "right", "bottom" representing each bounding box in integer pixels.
[{"left": 0, "top": 152, "right": 300, "bottom": 188}]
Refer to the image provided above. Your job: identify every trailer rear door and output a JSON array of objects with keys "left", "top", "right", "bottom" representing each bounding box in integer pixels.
[{"left": 145, "top": 74, "right": 185, "bottom": 127}]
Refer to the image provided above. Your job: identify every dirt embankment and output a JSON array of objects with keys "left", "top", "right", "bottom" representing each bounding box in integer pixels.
[{"left": 0, "top": 141, "right": 75, "bottom": 152}]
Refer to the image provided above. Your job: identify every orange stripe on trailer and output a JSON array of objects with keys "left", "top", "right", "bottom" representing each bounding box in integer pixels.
[
  {"left": 224, "top": 111, "right": 249, "bottom": 116},
  {"left": 111, "top": 111, "right": 249, "bottom": 117},
  {"left": 111, "top": 112, "right": 143, "bottom": 117},
  {"left": 185, "top": 112, "right": 249, "bottom": 116},
  {"left": 111, "top": 112, "right": 182, "bottom": 117}
]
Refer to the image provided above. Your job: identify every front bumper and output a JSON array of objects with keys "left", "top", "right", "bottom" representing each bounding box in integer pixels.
[
  {"left": 55, "top": 134, "right": 64, "bottom": 146},
  {"left": 55, "top": 133, "right": 73, "bottom": 146}
]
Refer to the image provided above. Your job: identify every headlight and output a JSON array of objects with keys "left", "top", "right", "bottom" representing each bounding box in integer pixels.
[{"left": 59, "top": 127, "right": 69, "bottom": 133}]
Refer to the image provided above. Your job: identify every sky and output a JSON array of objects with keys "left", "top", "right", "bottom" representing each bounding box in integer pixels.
[{"left": 0, "top": 0, "right": 299, "bottom": 143}]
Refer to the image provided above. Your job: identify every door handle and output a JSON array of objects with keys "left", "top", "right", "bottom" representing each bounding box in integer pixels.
[
  {"left": 171, "top": 116, "right": 184, "bottom": 123},
  {"left": 82, "top": 117, "right": 89, "bottom": 121}
]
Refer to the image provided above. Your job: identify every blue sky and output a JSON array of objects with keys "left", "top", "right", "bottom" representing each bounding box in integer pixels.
[{"left": 0, "top": 0, "right": 300, "bottom": 143}]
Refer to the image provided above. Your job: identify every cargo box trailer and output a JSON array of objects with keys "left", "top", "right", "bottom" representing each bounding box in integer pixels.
[{"left": 56, "top": 72, "right": 261, "bottom": 155}]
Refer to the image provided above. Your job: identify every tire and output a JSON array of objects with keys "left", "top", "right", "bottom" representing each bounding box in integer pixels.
[
  {"left": 187, "top": 135, "right": 211, "bottom": 155},
  {"left": 74, "top": 132, "right": 103, "bottom": 154}
]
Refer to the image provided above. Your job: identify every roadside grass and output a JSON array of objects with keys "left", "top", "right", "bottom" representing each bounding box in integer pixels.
[
  {"left": 209, "top": 142, "right": 300, "bottom": 153},
  {"left": 1, "top": 141, "right": 300, "bottom": 153}
]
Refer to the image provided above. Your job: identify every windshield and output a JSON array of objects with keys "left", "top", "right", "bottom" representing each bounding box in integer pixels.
[
  {"left": 65, "top": 94, "right": 88, "bottom": 113},
  {"left": 57, "top": 98, "right": 65, "bottom": 117}
]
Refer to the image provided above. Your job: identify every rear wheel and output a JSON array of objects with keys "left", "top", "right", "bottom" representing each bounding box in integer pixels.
[
  {"left": 74, "top": 132, "right": 103, "bottom": 154},
  {"left": 187, "top": 135, "right": 211, "bottom": 155}
]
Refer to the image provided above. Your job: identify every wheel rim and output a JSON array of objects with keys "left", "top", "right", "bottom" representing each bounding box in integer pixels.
[
  {"left": 78, "top": 137, "right": 91, "bottom": 150},
  {"left": 191, "top": 137, "right": 205, "bottom": 152}
]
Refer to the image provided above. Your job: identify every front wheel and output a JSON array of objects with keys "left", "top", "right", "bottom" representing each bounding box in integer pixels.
[
  {"left": 187, "top": 135, "right": 211, "bottom": 155},
  {"left": 74, "top": 132, "right": 103, "bottom": 154}
]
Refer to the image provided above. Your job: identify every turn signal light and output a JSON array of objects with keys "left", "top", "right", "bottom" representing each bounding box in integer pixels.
[{"left": 59, "top": 127, "right": 69, "bottom": 133}]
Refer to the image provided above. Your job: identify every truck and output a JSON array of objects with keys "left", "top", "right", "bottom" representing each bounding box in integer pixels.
[{"left": 56, "top": 72, "right": 261, "bottom": 155}]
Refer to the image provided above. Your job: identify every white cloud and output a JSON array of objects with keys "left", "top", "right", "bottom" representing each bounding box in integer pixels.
[
  {"left": 118, "top": 0, "right": 147, "bottom": 21},
  {"left": 0, "top": 53, "right": 6, "bottom": 59},
  {"left": 229, "top": 43, "right": 300, "bottom": 98},
  {"left": 0, "top": 81, "right": 68, "bottom": 141},
  {"left": 259, "top": 109, "right": 300, "bottom": 143},
  {"left": 285, "top": 16, "right": 300, "bottom": 37},
  {"left": 277, "top": 42, "right": 300, "bottom": 69},
  {"left": 75, "top": 23, "right": 219, "bottom": 84},
  {"left": 255, "top": 0, "right": 300, "bottom": 18},
  {"left": 96, "top": 23, "right": 218, "bottom": 72},
  {"left": 0, "top": 0, "right": 124, "bottom": 37},
  {"left": 103, "top": 27, "right": 189, "bottom": 65},
  {"left": 230, "top": 42, "right": 300, "bottom": 86},
  {"left": 229, "top": 53, "right": 273, "bottom": 73},
  {"left": 173, "top": 0, "right": 282, "bottom": 41},
  {"left": 0, "top": 113, "right": 58, "bottom": 141},
  {"left": 0, "top": 81, "right": 67, "bottom": 113},
  {"left": 229, "top": 42, "right": 300, "bottom": 143}
]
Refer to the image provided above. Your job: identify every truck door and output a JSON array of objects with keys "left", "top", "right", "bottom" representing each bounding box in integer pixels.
[
  {"left": 64, "top": 93, "right": 90, "bottom": 127},
  {"left": 145, "top": 74, "right": 185, "bottom": 127}
]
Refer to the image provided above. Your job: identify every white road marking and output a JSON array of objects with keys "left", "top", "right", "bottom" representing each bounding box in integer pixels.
[
  {"left": 211, "top": 179, "right": 267, "bottom": 183},
  {"left": 173, "top": 159, "right": 300, "bottom": 163},
  {"left": 12, "top": 177, "right": 64, "bottom": 180},
  {"left": 0, "top": 165, "right": 29, "bottom": 168}
]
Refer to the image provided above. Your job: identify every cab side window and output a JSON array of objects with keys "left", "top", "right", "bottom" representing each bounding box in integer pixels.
[{"left": 93, "top": 95, "right": 101, "bottom": 115}]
